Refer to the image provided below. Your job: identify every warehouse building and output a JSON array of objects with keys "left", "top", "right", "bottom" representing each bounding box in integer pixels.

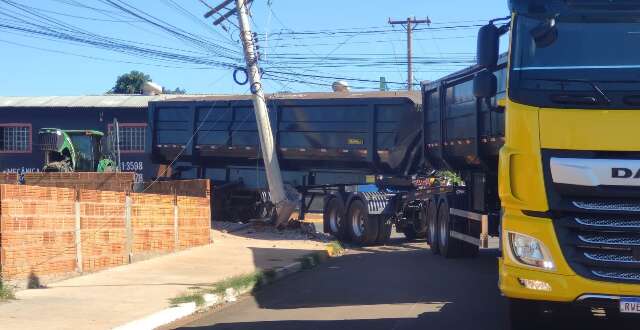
[{"left": 0, "top": 95, "right": 182, "bottom": 182}]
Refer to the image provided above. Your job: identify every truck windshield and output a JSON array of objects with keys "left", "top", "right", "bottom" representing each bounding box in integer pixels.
[
  {"left": 513, "top": 15, "right": 640, "bottom": 70},
  {"left": 509, "top": 14, "right": 640, "bottom": 109},
  {"left": 69, "top": 135, "right": 95, "bottom": 171}
]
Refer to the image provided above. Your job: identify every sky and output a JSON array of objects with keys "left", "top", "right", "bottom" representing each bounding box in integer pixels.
[{"left": 0, "top": 0, "right": 510, "bottom": 96}]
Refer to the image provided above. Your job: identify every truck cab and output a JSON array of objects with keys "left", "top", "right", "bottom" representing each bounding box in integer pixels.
[{"left": 475, "top": 0, "right": 640, "bottom": 325}]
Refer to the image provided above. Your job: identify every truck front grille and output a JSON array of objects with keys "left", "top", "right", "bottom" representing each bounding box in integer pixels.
[
  {"left": 554, "top": 209, "right": 640, "bottom": 284},
  {"left": 591, "top": 270, "right": 640, "bottom": 281},
  {"left": 573, "top": 200, "right": 640, "bottom": 212}
]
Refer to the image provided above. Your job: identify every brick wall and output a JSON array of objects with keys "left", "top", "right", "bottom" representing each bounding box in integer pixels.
[
  {"left": 0, "top": 185, "right": 76, "bottom": 280},
  {"left": 0, "top": 172, "right": 135, "bottom": 192},
  {"left": 0, "top": 182, "right": 211, "bottom": 282}
]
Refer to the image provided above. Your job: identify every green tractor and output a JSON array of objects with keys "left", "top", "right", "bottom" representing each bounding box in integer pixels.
[{"left": 38, "top": 128, "right": 118, "bottom": 173}]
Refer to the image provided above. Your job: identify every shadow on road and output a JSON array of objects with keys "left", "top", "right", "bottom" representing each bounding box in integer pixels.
[{"left": 178, "top": 240, "right": 638, "bottom": 330}]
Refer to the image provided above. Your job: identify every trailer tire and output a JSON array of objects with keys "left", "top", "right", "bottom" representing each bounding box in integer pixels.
[
  {"left": 403, "top": 207, "right": 427, "bottom": 240},
  {"left": 437, "top": 199, "right": 464, "bottom": 258},
  {"left": 426, "top": 199, "right": 440, "bottom": 254},
  {"left": 323, "top": 197, "right": 348, "bottom": 241},
  {"left": 347, "top": 200, "right": 379, "bottom": 245},
  {"left": 375, "top": 215, "right": 393, "bottom": 244}
]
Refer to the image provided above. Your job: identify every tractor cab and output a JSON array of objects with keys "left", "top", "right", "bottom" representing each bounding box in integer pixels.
[{"left": 39, "top": 128, "right": 116, "bottom": 172}]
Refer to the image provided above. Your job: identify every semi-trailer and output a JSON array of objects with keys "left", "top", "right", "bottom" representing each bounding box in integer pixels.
[{"left": 149, "top": 0, "right": 640, "bottom": 326}]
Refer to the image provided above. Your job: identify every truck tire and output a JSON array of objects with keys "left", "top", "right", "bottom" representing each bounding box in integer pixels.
[
  {"left": 347, "top": 199, "right": 379, "bottom": 245},
  {"left": 437, "top": 199, "right": 465, "bottom": 258},
  {"left": 376, "top": 215, "right": 393, "bottom": 244},
  {"left": 323, "top": 197, "right": 348, "bottom": 241},
  {"left": 426, "top": 199, "right": 440, "bottom": 254},
  {"left": 403, "top": 207, "right": 427, "bottom": 240}
]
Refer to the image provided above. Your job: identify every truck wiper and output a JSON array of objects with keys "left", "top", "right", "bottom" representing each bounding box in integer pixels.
[{"left": 531, "top": 78, "right": 612, "bottom": 105}]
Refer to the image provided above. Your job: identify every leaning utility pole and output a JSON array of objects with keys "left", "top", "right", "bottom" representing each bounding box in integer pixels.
[
  {"left": 202, "top": 0, "right": 296, "bottom": 227},
  {"left": 388, "top": 17, "right": 431, "bottom": 91}
]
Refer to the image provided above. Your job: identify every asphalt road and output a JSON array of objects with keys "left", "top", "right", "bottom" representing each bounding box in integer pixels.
[{"left": 176, "top": 238, "right": 637, "bottom": 330}]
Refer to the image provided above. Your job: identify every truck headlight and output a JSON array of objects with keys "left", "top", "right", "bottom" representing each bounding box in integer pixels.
[{"left": 507, "top": 232, "right": 555, "bottom": 270}]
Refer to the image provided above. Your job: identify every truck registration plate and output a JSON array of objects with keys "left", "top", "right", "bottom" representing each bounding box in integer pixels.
[{"left": 620, "top": 297, "right": 640, "bottom": 314}]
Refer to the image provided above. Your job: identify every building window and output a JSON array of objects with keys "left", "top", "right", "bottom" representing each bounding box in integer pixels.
[
  {"left": 0, "top": 124, "right": 32, "bottom": 153},
  {"left": 108, "top": 123, "right": 146, "bottom": 153}
]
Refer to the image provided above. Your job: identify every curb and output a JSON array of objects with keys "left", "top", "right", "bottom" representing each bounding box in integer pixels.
[{"left": 114, "top": 244, "right": 344, "bottom": 330}]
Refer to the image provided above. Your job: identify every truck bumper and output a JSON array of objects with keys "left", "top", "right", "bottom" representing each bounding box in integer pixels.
[{"left": 499, "top": 210, "right": 640, "bottom": 303}]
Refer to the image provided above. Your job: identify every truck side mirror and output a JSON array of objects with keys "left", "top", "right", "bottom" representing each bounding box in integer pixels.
[
  {"left": 477, "top": 24, "right": 499, "bottom": 69},
  {"left": 473, "top": 70, "right": 497, "bottom": 99}
]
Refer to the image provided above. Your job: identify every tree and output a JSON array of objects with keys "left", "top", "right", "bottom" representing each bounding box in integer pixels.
[
  {"left": 110, "top": 70, "right": 151, "bottom": 94},
  {"left": 162, "top": 87, "right": 187, "bottom": 95}
]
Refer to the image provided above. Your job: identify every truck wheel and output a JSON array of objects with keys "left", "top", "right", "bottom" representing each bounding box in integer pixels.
[
  {"left": 323, "top": 197, "right": 348, "bottom": 241},
  {"left": 347, "top": 200, "right": 379, "bottom": 245},
  {"left": 426, "top": 199, "right": 440, "bottom": 254},
  {"left": 507, "top": 299, "right": 541, "bottom": 330},
  {"left": 437, "top": 199, "right": 464, "bottom": 258},
  {"left": 403, "top": 207, "right": 427, "bottom": 240},
  {"left": 376, "top": 216, "right": 393, "bottom": 244}
]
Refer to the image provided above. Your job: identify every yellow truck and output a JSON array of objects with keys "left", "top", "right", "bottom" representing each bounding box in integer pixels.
[{"left": 465, "top": 0, "right": 640, "bottom": 327}]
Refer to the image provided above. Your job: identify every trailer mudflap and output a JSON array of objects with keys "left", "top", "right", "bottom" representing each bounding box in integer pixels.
[{"left": 358, "top": 192, "right": 395, "bottom": 215}]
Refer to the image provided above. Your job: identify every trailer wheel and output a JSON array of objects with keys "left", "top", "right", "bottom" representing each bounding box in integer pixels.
[
  {"left": 375, "top": 215, "right": 393, "bottom": 244},
  {"left": 323, "top": 197, "right": 348, "bottom": 240},
  {"left": 403, "top": 207, "right": 427, "bottom": 240},
  {"left": 347, "top": 200, "right": 379, "bottom": 245},
  {"left": 426, "top": 199, "right": 440, "bottom": 254},
  {"left": 437, "top": 199, "right": 464, "bottom": 258}
]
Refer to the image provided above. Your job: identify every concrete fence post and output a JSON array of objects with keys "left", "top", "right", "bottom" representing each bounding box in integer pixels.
[
  {"left": 174, "top": 192, "right": 179, "bottom": 252},
  {"left": 125, "top": 194, "right": 133, "bottom": 263},
  {"left": 74, "top": 188, "right": 83, "bottom": 273}
]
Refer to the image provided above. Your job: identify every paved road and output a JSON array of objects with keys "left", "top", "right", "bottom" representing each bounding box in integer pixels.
[{"left": 176, "top": 239, "right": 636, "bottom": 330}]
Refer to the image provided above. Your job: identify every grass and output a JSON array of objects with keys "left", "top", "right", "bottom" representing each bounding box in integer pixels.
[
  {"left": 0, "top": 279, "right": 15, "bottom": 301},
  {"left": 297, "top": 252, "right": 322, "bottom": 270},
  {"left": 169, "top": 293, "right": 205, "bottom": 307},
  {"left": 168, "top": 242, "right": 346, "bottom": 308},
  {"left": 327, "top": 241, "right": 345, "bottom": 256},
  {"left": 207, "top": 271, "right": 269, "bottom": 295}
]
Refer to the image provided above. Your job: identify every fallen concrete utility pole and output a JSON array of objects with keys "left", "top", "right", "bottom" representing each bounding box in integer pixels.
[{"left": 201, "top": 0, "right": 297, "bottom": 226}]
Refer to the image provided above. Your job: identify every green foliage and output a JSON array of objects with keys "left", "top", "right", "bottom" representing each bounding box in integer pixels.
[
  {"left": 0, "top": 278, "right": 15, "bottom": 301},
  {"left": 209, "top": 271, "right": 267, "bottom": 295},
  {"left": 162, "top": 87, "right": 187, "bottom": 95},
  {"left": 110, "top": 70, "right": 151, "bottom": 94},
  {"left": 435, "top": 170, "right": 464, "bottom": 186},
  {"left": 169, "top": 293, "right": 205, "bottom": 307}
]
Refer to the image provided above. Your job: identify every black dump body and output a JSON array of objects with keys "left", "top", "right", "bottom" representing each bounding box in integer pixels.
[
  {"left": 422, "top": 55, "right": 507, "bottom": 173},
  {"left": 148, "top": 92, "right": 423, "bottom": 186}
]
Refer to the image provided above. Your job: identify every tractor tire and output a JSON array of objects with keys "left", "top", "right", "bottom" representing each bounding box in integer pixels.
[
  {"left": 437, "top": 198, "right": 465, "bottom": 258},
  {"left": 426, "top": 199, "right": 440, "bottom": 254},
  {"left": 347, "top": 199, "right": 379, "bottom": 246},
  {"left": 323, "top": 197, "right": 349, "bottom": 241},
  {"left": 375, "top": 215, "right": 393, "bottom": 244}
]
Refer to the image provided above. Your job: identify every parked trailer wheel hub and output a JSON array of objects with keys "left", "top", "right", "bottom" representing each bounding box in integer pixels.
[{"left": 351, "top": 207, "right": 366, "bottom": 238}]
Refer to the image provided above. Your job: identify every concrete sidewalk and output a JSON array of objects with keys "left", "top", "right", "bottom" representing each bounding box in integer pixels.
[{"left": 0, "top": 225, "right": 329, "bottom": 330}]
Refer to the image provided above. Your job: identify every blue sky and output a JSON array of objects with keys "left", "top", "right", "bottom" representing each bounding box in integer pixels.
[{"left": 0, "top": 0, "right": 509, "bottom": 96}]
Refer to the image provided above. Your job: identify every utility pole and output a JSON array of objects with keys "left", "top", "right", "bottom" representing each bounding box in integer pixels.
[
  {"left": 202, "top": 0, "right": 296, "bottom": 227},
  {"left": 388, "top": 17, "right": 431, "bottom": 91}
]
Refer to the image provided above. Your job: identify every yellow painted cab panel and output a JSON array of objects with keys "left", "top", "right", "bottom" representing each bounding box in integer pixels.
[
  {"left": 499, "top": 100, "right": 548, "bottom": 211},
  {"left": 540, "top": 108, "right": 640, "bottom": 151}
]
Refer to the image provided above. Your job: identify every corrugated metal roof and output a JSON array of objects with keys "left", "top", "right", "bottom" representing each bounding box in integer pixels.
[
  {"left": 0, "top": 95, "right": 187, "bottom": 108},
  {"left": 166, "top": 91, "right": 422, "bottom": 104},
  {"left": 0, "top": 91, "right": 422, "bottom": 108}
]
